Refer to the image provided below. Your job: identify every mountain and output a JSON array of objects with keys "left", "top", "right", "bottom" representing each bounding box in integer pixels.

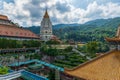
[
  {"left": 84, "top": 17, "right": 120, "bottom": 28},
  {"left": 24, "top": 17, "right": 120, "bottom": 42},
  {"left": 24, "top": 23, "right": 80, "bottom": 34},
  {"left": 24, "top": 26, "right": 40, "bottom": 35},
  {"left": 84, "top": 19, "right": 111, "bottom": 26},
  {"left": 53, "top": 23, "right": 80, "bottom": 29}
]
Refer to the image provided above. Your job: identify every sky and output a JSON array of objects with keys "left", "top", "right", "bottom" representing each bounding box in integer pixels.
[{"left": 0, "top": 0, "right": 120, "bottom": 27}]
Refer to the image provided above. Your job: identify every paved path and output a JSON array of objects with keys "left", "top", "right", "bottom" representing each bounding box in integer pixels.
[{"left": 72, "top": 48, "right": 91, "bottom": 60}]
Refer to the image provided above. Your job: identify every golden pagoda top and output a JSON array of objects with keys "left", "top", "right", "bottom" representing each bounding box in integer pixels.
[{"left": 43, "top": 9, "right": 49, "bottom": 18}]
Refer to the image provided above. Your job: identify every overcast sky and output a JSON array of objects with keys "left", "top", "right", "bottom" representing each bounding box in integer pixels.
[{"left": 0, "top": 0, "right": 120, "bottom": 27}]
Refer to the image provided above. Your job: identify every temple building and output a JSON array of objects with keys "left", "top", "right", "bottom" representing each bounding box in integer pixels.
[
  {"left": 64, "top": 26, "right": 120, "bottom": 80},
  {"left": 40, "top": 9, "right": 53, "bottom": 41},
  {"left": 0, "top": 14, "right": 39, "bottom": 40}
]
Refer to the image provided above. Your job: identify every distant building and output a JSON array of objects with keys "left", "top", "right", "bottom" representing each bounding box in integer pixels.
[
  {"left": 51, "top": 35, "right": 62, "bottom": 43},
  {"left": 40, "top": 9, "right": 53, "bottom": 41},
  {"left": 0, "top": 14, "right": 39, "bottom": 40},
  {"left": 68, "top": 39, "right": 75, "bottom": 45}
]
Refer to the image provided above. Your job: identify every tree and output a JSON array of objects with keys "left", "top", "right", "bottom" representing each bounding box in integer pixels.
[
  {"left": 48, "top": 69, "right": 55, "bottom": 80},
  {"left": 46, "top": 40, "right": 60, "bottom": 45},
  {"left": 64, "top": 46, "right": 73, "bottom": 52},
  {"left": 0, "top": 66, "right": 9, "bottom": 75},
  {"left": 85, "top": 41, "right": 100, "bottom": 54}
]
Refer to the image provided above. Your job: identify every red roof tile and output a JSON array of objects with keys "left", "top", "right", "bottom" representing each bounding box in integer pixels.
[
  {"left": 0, "top": 24, "right": 39, "bottom": 39},
  {"left": 0, "top": 14, "right": 8, "bottom": 20}
]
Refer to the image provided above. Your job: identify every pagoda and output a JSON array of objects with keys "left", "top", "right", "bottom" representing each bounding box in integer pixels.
[
  {"left": 105, "top": 25, "right": 120, "bottom": 50},
  {"left": 40, "top": 9, "right": 53, "bottom": 41}
]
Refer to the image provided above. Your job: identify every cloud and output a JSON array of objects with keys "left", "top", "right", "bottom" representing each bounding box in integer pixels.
[
  {"left": 56, "top": 1, "right": 71, "bottom": 13},
  {"left": 0, "top": 0, "right": 120, "bottom": 27},
  {"left": 0, "top": 0, "right": 3, "bottom": 9}
]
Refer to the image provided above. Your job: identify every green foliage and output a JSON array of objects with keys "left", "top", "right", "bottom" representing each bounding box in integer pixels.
[
  {"left": 29, "top": 53, "right": 42, "bottom": 60},
  {"left": 64, "top": 46, "right": 73, "bottom": 52},
  {"left": 40, "top": 45, "right": 59, "bottom": 56},
  {"left": 46, "top": 40, "right": 60, "bottom": 44},
  {"left": 85, "top": 41, "right": 109, "bottom": 54},
  {"left": 53, "top": 26, "right": 116, "bottom": 42},
  {"left": 40, "top": 44, "right": 48, "bottom": 52},
  {"left": 53, "top": 52, "right": 88, "bottom": 68},
  {"left": 85, "top": 41, "right": 100, "bottom": 54},
  {"left": 53, "top": 18, "right": 119, "bottom": 42},
  {"left": 78, "top": 41, "right": 109, "bottom": 58},
  {"left": 48, "top": 70, "right": 55, "bottom": 80},
  {"left": 0, "top": 66, "right": 9, "bottom": 75},
  {"left": 0, "top": 38, "right": 40, "bottom": 48},
  {"left": 44, "top": 48, "right": 58, "bottom": 56}
]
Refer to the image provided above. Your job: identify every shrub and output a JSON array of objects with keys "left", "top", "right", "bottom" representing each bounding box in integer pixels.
[{"left": 0, "top": 66, "right": 9, "bottom": 75}]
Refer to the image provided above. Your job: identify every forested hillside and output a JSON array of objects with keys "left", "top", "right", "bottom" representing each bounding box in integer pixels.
[{"left": 24, "top": 17, "right": 120, "bottom": 42}]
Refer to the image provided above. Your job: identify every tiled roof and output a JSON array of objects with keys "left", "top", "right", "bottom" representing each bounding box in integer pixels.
[
  {"left": 0, "top": 24, "right": 39, "bottom": 39},
  {"left": 65, "top": 50, "right": 120, "bottom": 80},
  {"left": 0, "top": 14, "right": 8, "bottom": 20},
  {"left": 51, "top": 35, "right": 59, "bottom": 40},
  {"left": 51, "top": 35, "right": 62, "bottom": 43},
  {"left": 105, "top": 37, "right": 120, "bottom": 42},
  {"left": 105, "top": 26, "right": 120, "bottom": 42}
]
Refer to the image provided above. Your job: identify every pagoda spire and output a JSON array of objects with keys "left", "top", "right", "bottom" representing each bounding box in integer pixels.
[
  {"left": 40, "top": 8, "right": 52, "bottom": 41},
  {"left": 44, "top": 8, "right": 49, "bottom": 18}
]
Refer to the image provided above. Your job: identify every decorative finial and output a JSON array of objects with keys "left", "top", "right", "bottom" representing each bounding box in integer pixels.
[
  {"left": 44, "top": 7, "right": 49, "bottom": 18},
  {"left": 116, "top": 25, "right": 120, "bottom": 38}
]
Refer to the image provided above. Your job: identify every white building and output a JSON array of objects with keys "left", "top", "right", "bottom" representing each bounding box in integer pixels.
[{"left": 40, "top": 10, "right": 53, "bottom": 41}]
